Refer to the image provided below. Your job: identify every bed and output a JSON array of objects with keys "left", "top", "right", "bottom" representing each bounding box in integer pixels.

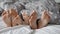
[
  {"left": 0, "top": 17, "right": 60, "bottom": 34},
  {"left": 0, "top": 25, "right": 60, "bottom": 34}
]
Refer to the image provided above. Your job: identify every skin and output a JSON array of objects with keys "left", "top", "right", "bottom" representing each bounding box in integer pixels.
[
  {"left": 9, "top": 9, "right": 23, "bottom": 26},
  {"left": 22, "top": 11, "right": 29, "bottom": 25},
  {"left": 2, "top": 8, "right": 23, "bottom": 27},
  {"left": 2, "top": 9, "right": 50, "bottom": 29},
  {"left": 9, "top": 9, "right": 18, "bottom": 19},
  {"left": 12, "top": 15, "right": 23, "bottom": 26},
  {"left": 29, "top": 10, "right": 37, "bottom": 29},
  {"left": 2, "top": 10, "right": 12, "bottom": 27},
  {"left": 38, "top": 10, "right": 50, "bottom": 29}
]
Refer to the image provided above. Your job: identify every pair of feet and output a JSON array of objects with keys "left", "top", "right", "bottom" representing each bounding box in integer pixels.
[
  {"left": 2, "top": 9, "right": 23, "bottom": 27},
  {"left": 2, "top": 9, "right": 50, "bottom": 29},
  {"left": 29, "top": 10, "right": 50, "bottom": 29}
]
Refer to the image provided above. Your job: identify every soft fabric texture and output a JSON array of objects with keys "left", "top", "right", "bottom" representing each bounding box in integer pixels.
[{"left": 0, "top": 25, "right": 60, "bottom": 34}]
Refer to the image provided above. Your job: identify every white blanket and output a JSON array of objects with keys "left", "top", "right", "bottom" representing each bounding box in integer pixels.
[
  {"left": 0, "top": 25, "right": 33, "bottom": 34},
  {"left": 0, "top": 25, "right": 60, "bottom": 34},
  {"left": 34, "top": 25, "right": 60, "bottom": 34}
]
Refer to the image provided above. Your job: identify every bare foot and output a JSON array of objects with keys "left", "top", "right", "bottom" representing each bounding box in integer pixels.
[
  {"left": 38, "top": 10, "right": 50, "bottom": 29},
  {"left": 12, "top": 15, "right": 23, "bottom": 26},
  {"left": 29, "top": 10, "right": 37, "bottom": 29},
  {"left": 9, "top": 8, "right": 23, "bottom": 26},
  {"left": 2, "top": 8, "right": 23, "bottom": 27},
  {"left": 9, "top": 9, "right": 18, "bottom": 19},
  {"left": 2, "top": 11, "right": 12, "bottom": 27},
  {"left": 22, "top": 12, "right": 29, "bottom": 25}
]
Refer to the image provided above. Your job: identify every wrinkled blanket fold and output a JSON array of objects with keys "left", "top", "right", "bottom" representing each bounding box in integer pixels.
[{"left": 0, "top": 25, "right": 60, "bottom": 34}]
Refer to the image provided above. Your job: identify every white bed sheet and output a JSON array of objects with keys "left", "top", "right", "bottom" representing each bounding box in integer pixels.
[
  {"left": 0, "top": 25, "right": 60, "bottom": 34},
  {"left": 34, "top": 25, "right": 60, "bottom": 34}
]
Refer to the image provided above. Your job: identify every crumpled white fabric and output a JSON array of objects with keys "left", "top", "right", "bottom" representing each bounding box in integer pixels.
[
  {"left": 0, "top": 25, "right": 33, "bottom": 34},
  {"left": 0, "top": 25, "right": 60, "bottom": 34},
  {"left": 34, "top": 25, "right": 60, "bottom": 34},
  {"left": 12, "top": 26, "right": 33, "bottom": 34}
]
